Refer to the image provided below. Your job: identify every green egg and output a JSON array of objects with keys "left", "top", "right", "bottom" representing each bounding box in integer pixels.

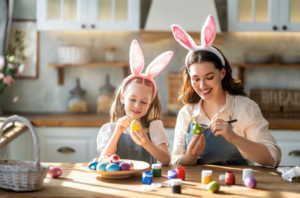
[
  {"left": 192, "top": 123, "right": 203, "bottom": 135},
  {"left": 207, "top": 181, "right": 220, "bottom": 193}
]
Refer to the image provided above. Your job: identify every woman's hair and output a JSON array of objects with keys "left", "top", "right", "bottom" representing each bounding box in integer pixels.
[
  {"left": 110, "top": 77, "right": 162, "bottom": 128},
  {"left": 179, "top": 46, "right": 247, "bottom": 105}
]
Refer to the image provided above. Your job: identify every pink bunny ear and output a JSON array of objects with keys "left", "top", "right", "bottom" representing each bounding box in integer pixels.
[
  {"left": 171, "top": 25, "right": 197, "bottom": 51},
  {"left": 201, "top": 15, "right": 216, "bottom": 48},
  {"left": 145, "top": 51, "right": 173, "bottom": 78},
  {"left": 129, "top": 40, "right": 144, "bottom": 74}
]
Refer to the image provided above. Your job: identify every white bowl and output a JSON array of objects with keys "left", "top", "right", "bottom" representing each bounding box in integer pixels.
[
  {"left": 280, "top": 53, "right": 300, "bottom": 64},
  {"left": 245, "top": 52, "right": 273, "bottom": 64}
]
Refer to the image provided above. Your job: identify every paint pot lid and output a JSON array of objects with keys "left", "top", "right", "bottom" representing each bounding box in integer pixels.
[
  {"left": 243, "top": 168, "right": 253, "bottom": 174},
  {"left": 151, "top": 183, "right": 162, "bottom": 188},
  {"left": 141, "top": 185, "right": 153, "bottom": 191},
  {"left": 202, "top": 170, "right": 213, "bottom": 176},
  {"left": 152, "top": 164, "right": 162, "bottom": 169},
  {"left": 169, "top": 179, "right": 182, "bottom": 186},
  {"left": 219, "top": 174, "right": 225, "bottom": 180}
]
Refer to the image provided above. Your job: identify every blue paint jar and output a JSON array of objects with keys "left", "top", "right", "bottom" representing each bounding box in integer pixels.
[
  {"left": 167, "top": 170, "right": 178, "bottom": 186},
  {"left": 142, "top": 171, "right": 153, "bottom": 185}
]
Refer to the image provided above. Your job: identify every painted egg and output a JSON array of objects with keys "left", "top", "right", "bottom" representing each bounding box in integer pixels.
[
  {"left": 97, "top": 162, "right": 108, "bottom": 171},
  {"left": 130, "top": 120, "right": 141, "bottom": 132},
  {"left": 244, "top": 177, "right": 257, "bottom": 188},
  {"left": 120, "top": 163, "right": 131, "bottom": 171},
  {"left": 193, "top": 123, "right": 203, "bottom": 135},
  {"left": 93, "top": 157, "right": 99, "bottom": 162},
  {"left": 119, "top": 160, "right": 124, "bottom": 167},
  {"left": 98, "top": 155, "right": 110, "bottom": 163},
  {"left": 88, "top": 161, "right": 98, "bottom": 170},
  {"left": 129, "top": 162, "right": 134, "bottom": 170},
  {"left": 106, "top": 163, "right": 120, "bottom": 172},
  {"left": 109, "top": 154, "right": 120, "bottom": 164},
  {"left": 207, "top": 181, "right": 220, "bottom": 193},
  {"left": 48, "top": 167, "right": 63, "bottom": 178}
]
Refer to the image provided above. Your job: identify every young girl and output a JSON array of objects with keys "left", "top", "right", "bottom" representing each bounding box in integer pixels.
[
  {"left": 97, "top": 40, "right": 173, "bottom": 165},
  {"left": 170, "top": 15, "right": 282, "bottom": 167}
]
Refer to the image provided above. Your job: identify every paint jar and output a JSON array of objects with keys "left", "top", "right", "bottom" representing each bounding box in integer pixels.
[
  {"left": 176, "top": 167, "right": 185, "bottom": 180},
  {"left": 167, "top": 170, "right": 178, "bottom": 186},
  {"left": 225, "top": 171, "right": 235, "bottom": 185},
  {"left": 142, "top": 171, "right": 153, "bottom": 185},
  {"left": 169, "top": 179, "right": 182, "bottom": 194},
  {"left": 202, "top": 170, "right": 212, "bottom": 184},
  {"left": 243, "top": 168, "right": 253, "bottom": 181},
  {"left": 152, "top": 164, "right": 161, "bottom": 177}
]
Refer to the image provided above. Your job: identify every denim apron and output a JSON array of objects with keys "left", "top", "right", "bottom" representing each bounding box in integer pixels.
[
  {"left": 186, "top": 116, "right": 248, "bottom": 165},
  {"left": 116, "top": 128, "right": 156, "bottom": 164}
]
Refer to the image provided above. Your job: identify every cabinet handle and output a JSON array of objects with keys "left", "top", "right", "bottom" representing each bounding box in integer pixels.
[
  {"left": 288, "top": 150, "right": 300, "bottom": 156},
  {"left": 91, "top": 24, "right": 95, "bottom": 28},
  {"left": 81, "top": 24, "right": 86, "bottom": 28},
  {"left": 57, "top": 147, "right": 75, "bottom": 153},
  {"left": 273, "top": 26, "right": 277, "bottom": 30},
  {"left": 282, "top": 25, "right": 287, "bottom": 30}
]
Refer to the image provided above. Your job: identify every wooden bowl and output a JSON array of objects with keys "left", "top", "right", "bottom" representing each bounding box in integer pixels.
[{"left": 81, "top": 159, "right": 150, "bottom": 179}]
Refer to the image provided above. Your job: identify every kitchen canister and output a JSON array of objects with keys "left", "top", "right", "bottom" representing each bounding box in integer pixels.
[
  {"left": 0, "top": 115, "right": 49, "bottom": 191},
  {"left": 97, "top": 75, "right": 116, "bottom": 114},
  {"left": 68, "top": 78, "right": 89, "bottom": 113}
]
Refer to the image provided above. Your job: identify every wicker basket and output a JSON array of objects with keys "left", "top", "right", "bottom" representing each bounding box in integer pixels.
[{"left": 0, "top": 115, "right": 49, "bottom": 191}]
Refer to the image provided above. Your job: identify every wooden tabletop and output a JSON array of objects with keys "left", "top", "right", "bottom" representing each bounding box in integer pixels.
[{"left": 0, "top": 163, "right": 299, "bottom": 197}]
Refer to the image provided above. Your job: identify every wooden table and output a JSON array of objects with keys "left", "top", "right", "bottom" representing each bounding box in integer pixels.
[{"left": 1, "top": 163, "right": 299, "bottom": 197}]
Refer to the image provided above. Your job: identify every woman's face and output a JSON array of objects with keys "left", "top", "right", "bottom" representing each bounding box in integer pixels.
[
  {"left": 121, "top": 82, "right": 152, "bottom": 121},
  {"left": 189, "top": 61, "right": 226, "bottom": 101}
]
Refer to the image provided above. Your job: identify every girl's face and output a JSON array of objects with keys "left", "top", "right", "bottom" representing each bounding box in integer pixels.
[
  {"left": 121, "top": 82, "right": 152, "bottom": 121},
  {"left": 189, "top": 61, "right": 226, "bottom": 101}
]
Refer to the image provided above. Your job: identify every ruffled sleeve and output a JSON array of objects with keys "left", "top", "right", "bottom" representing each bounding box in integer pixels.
[
  {"left": 97, "top": 123, "right": 116, "bottom": 153},
  {"left": 149, "top": 120, "right": 170, "bottom": 148}
]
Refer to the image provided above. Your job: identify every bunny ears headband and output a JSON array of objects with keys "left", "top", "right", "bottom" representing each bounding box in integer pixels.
[
  {"left": 121, "top": 40, "right": 173, "bottom": 100},
  {"left": 171, "top": 15, "right": 225, "bottom": 67}
]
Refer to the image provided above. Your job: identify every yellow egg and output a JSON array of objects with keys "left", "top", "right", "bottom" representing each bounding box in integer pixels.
[{"left": 130, "top": 120, "right": 141, "bottom": 132}]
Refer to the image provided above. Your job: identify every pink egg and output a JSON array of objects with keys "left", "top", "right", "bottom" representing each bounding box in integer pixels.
[
  {"left": 244, "top": 177, "right": 257, "bottom": 188},
  {"left": 120, "top": 163, "right": 131, "bottom": 171},
  {"left": 129, "top": 162, "right": 134, "bottom": 170},
  {"left": 48, "top": 167, "right": 63, "bottom": 178},
  {"left": 109, "top": 154, "right": 120, "bottom": 164}
]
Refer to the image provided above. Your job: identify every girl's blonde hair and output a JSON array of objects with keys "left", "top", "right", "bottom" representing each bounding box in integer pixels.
[{"left": 110, "top": 77, "right": 162, "bottom": 128}]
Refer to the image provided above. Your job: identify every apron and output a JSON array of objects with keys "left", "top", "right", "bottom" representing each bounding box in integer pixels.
[
  {"left": 186, "top": 116, "right": 249, "bottom": 165},
  {"left": 116, "top": 128, "right": 156, "bottom": 165}
]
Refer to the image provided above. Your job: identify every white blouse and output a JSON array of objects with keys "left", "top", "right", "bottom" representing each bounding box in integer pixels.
[
  {"left": 171, "top": 93, "right": 282, "bottom": 167},
  {"left": 97, "top": 120, "right": 170, "bottom": 153}
]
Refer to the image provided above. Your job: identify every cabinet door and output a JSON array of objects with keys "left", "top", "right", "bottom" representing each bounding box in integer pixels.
[
  {"left": 228, "top": 0, "right": 279, "bottom": 31},
  {"left": 37, "top": 0, "right": 87, "bottom": 30},
  {"left": 279, "top": 0, "right": 300, "bottom": 32},
  {"left": 37, "top": 127, "right": 99, "bottom": 163},
  {"left": 88, "top": 0, "right": 140, "bottom": 31}
]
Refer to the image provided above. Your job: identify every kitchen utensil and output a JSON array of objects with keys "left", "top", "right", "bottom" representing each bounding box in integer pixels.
[
  {"left": 245, "top": 52, "right": 273, "bottom": 63},
  {"left": 280, "top": 53, "right": 300, "bottom": 64}
]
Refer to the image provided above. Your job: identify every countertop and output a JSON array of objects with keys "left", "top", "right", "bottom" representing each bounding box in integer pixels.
[{"left": 0, "top": 163, "right": 299, "bottom": 197}]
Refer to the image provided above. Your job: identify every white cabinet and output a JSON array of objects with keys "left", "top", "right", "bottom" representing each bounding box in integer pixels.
[
  {"left": 37, "top": 0, "right": 140, "bottom": 31},
  {"left": 271, "top": 131, "right": 300, "bottom": 166},
  {"left": 36, "top": 127, "right": 99, "bottom": 163},
  {"left": 228, "top": 0, "right": 300, "bottom": 32}
]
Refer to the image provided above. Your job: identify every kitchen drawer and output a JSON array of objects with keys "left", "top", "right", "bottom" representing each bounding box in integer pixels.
[{"left": 37, "top": 127, "right": 99, "bottom": 163}]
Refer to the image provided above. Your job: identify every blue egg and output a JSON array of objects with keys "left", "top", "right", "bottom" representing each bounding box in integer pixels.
[
  {"left": 88, "top": 161, "right": 98, "bottom": 170},
  {"left": 106, "top": 163, "right": 120, "bottom": 172},
  {"left": 97, "top": 162, "right": 107, "bottom": 171},
  {"left": 119, "top": 160, "right": 124, "bottom": 167}
]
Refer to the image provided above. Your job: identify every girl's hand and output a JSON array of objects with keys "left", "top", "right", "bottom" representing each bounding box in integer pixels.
[
  {"left": 115, "top": 116, "right": 132, "bottom": 134},
  {"left": 130, "top": 128, "right": 150, "bottom": 147},
  {"left": 210, "top": 118, "right": 238, "bottom": 143},
  {"left": 186, "top": 134, "right": 206, "bottom": 157}
]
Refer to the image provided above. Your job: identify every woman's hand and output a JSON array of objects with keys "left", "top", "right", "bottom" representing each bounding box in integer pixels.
[
  {"left": 130, "top": 128, "right": 151, "bottom": 147},
  {"left": 210, "top": 118, "right": 238, "bottom": 143},
  {"left": 115, "top": 116, "right": 132, "bottom": 134},
  {"left": 186, "top": 134, "right": 206, "bottom": 158}
]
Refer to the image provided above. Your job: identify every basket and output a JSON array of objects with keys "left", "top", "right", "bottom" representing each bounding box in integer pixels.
[{"left": 0, "top": 115, "right": 49, "bottom": 191}]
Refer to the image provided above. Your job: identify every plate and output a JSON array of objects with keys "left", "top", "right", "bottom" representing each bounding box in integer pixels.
[{"left": 81, "top": 159, "right": 150, "bottom": 179}]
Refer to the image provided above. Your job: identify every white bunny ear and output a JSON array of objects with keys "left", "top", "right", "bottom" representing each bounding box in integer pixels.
[
  {"left": 171, "top": 25, "right": 197, "bottom": 51},
  {"left": 129, "top": 40, "right": 144, "bottom": 75},
  {"left": 201, "top": 15, "right": 216, "bottom": 48},
  {"left": 145, "top": 51, "right": 173, "bottom": 78}
]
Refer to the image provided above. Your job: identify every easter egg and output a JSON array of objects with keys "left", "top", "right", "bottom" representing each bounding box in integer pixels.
[
  {"left": 93, "top": 157, "right": 99, "bottom": 162},
  {"left": 106, "top": 163, "right": 120, "bottom": 172},
  {"left": 244, "top": 177, "right": 257, "bottom": 188},
  {"left": 109, "top": 154, "right": 120, "bottom": 164},
  {"left": 97, "top": 162, "right": 108, "bottom": 171},
  {"left": 119, "top": 160, "right": 124, "bottom": 167},
  {"left": 88, "top": 161, "right": 98, "bottom": 170},
  {"left": 130, "top": 120, "right": 141, "bottom": 132},
  {"left": 120, "top": 163, "right": 131, "bottom": 171},
  {"left": 48, "top": 167, "right": 63, "bottom": 178},
  {"left": 207, "top": 181, "right": 220, "bottom": 193},
  {"left": 98, "top": 155, "right": 110, "bottom": 163},
  {"left": 129, "top": 162, "right": 134, "bottom": 170},
  {"left": 193, "top": 123, "right": 203, "bottom": 135}
]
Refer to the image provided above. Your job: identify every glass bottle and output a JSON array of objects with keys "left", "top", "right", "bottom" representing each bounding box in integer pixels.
[
  {"left": 97, "top": 75, "right": 116, "bottom": 114},
  {"left": 104, "top": 46, "right": 116, "bottom": 62},
  {"left": 67, "top": 78, "right": 89, "bottom": 113}
]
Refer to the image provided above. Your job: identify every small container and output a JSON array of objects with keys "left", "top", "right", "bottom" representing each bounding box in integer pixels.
[
  {"left": 225, "top": 171, "right": 235, "bottom": 185},
  {"left": 67, "top": 78, "right": 89, "bottom": 113},
  {"left": 219, "top": 174, "right": 225, "bottom": 181},
  {"left": 176, "top": 167, "right": 185, "bottom": 180},
  {"left": 104, "top": 45, "right": 116, "bottom": 62},
  {"left": 202, "top": 170, "right": 212, "bottom": 184},
  {"left": 96, "top": 75, "right": 116, "bottom": 114},
  {"left": 243, "top": 168, "right": 253, "bottom": 181},
  {"left": 142, "top": 171, "right": 153, "bottom": 185},
  {"left": 169, "top": 179, "right": 182, "bottom": 194},
  {"left": 167, "top": 170, "right": 178, "bottom": 186},
  {"left": 152, "top": 164, "right": 161, "bottom": 177}
]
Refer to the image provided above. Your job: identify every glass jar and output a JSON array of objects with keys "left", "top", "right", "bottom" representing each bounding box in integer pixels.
[
  {"left": 67, "top": 78, "right": 89, "bottom": 113},
  {"left": 104, "top": 45, "right": 116, "bottom": 62},
  {"left": 97, "top": 75, "right": 116, "bottom": 114}
]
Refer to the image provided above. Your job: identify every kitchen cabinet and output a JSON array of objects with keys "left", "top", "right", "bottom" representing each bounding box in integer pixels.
[
  {"left": 36, "top": 127, "right": 99, "bottom": 163},
  {"left": 228, "top": 0, "right": 300, "bottom": 32},
  {"left": 37, "top": 0, "right": 140, "bottom": 31}
]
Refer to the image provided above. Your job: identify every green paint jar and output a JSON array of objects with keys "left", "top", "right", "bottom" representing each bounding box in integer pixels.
[{"left": 152, "top": 164, "right": 162, "bottom": 177}]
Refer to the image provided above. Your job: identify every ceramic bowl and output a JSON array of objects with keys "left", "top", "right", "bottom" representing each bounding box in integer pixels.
[
  {"left": 245, "top": 52, "right": 273, "bottom": 63},
  {"left": 280, "top": 53, "right": 300, "bottom": 64}
]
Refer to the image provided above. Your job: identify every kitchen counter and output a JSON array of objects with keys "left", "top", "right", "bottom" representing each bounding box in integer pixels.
[{"left": 0, "top": 163, "right": 299, "bottom": 197}]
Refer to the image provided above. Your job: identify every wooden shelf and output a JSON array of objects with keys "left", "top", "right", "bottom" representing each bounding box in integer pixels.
[
  {"left": 140, "top": 30, "right": 226, "bottom": 45},
  {"left": 48, "top": 62, "right": 130, "bottom": 85}
]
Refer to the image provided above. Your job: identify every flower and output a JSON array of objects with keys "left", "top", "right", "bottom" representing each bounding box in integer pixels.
[
  {"left": 3, "top": 75, "right": 14, "bottom": 86},
  {"left": 8, "top": 63, "right": 14, "bottom": 69},
  {"left": 0, "top": 73, "right": 4, "bottom": 79},
  {"left": 13, "top": 96, "right": 18, "bottom": 103}
]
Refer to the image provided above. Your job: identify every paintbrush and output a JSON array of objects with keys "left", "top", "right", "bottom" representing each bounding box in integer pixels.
[{"left": 202, "top": 119, "right": 238, "bottom": 130}]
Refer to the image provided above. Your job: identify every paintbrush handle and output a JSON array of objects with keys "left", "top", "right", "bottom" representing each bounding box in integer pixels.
[{"left": 228, "top": 119, "right": 237, "bottom": 124}]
